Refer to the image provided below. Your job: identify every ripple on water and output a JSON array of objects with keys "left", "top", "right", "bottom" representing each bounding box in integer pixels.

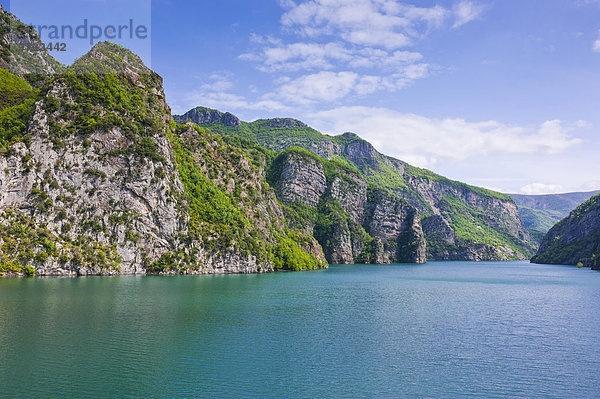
[{"left": 0, "top": 261, "right": 599, "bottom": 398}]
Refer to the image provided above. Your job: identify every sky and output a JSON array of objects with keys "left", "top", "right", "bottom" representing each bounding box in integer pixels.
[{"left": 3, "top": 0, "right": 600, "bottom": 195}]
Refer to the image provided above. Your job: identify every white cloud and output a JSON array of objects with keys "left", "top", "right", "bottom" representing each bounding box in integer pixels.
[
  {"left": 174, "top": 90, "right": 289, "bottom": 116},
  {"left": 199, "top": 74, "right": 235, "bottom": 92},
  {"left": 240, "top": 42, "right": 351, "bottom": 72},
  {"left": 593, "top": 30, "right": 600, "bottom": 52},
  {"left": 308, "top": 106, "right": 583, "bottom": 167},
  {"left": 240, "top": 42, "right": 423, "bottom": 72},
  {"left": 518, "top": 183, "right": 565, "bottom": 195},
  {"left": 240, "top": 1, "right": 484, "bottom": 103},
  {"left": 575, "top": 119, "right": 592, "bottom": 128},
  {"left": 281, "top": 0, "right": 450, "bottom": 50},
  {"left": 578, "top": 180, "right": 600, "bottom": 191},
  {"left": 266, "top": 68, "right": 428, "bottom": 105},
  {"left": 453, "top": 1, "right": 485, "bottom": 28},
  {"left": 269, "top": 71, "right": 367, "bottom": 104},
  {"left": 279, "top": 0, "right": 297, "bottom": 8}
]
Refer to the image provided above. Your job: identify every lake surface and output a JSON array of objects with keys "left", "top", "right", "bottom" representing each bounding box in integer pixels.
[{"left": 1, "top": 261, "right": 600, "bottom": 398}]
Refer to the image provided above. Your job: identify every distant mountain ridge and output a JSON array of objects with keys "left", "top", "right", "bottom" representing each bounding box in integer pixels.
[
  {"left": 175, "top": 106, "right": 537, "bottom": 262},
  {"left": 509, "top": 191, "right": 600, "bottom": 237}
]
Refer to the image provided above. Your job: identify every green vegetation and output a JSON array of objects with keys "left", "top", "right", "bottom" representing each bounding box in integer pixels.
[
  {"left": 0, "top": 210, "right": 121, "bottom": 276},
  {"left": 70, "top": 42, "right": 148, "bottom": 76},
  {"left": 517, "top": 206, "right": 564, "bottom": 235},
  {"left": 0, "top": 98, "right": 35, "bottom": 153},
  {"left": 47, "top": 71, "right": 165, "bottom": 142},
  {"left": 281, "top": 200, "right": 318, "bottom": 232},
  {"left": 439, "top": 191, "right": 535, "bottom": 258},
  {"left": 189, "top": 107, "right": 534, "bottom": 260},
  {"left": 179, "top": 108, "right": 337, "bottom": 156},
  {"left": 156, "top": 124, "right": 325, "bottom": 273},
  {"left": 366, "top": 160, "right": 407, "bottom": 191},
  {"left": 0, "top": 69, "right": 34, "bottom": 110},
  {"left": 532, "top": 229, "right": 600, "bottom": 268},
  {"left": 532, "top": 195, "right": 600, "bottom": 267},
  {"left": 0, "top": 67, "right": 38, "bottom": 154},
  {"left": 272, "top": 233, "right": 323, "bottom": 271},
  {"left": 169, "top": 126, "right": 249, "bottom": 245},
  {"left": 0, "top": 45, "right": 166, "bottom": 159}
]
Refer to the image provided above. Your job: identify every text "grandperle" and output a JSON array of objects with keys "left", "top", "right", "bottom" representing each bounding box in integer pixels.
[{"left": 34, "top": 19, "right": 148, "bottom": 45}]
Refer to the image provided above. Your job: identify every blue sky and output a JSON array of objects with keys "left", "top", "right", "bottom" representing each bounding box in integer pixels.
[{"left": 3, "top": 0, "right": 600, "bottom": 194}]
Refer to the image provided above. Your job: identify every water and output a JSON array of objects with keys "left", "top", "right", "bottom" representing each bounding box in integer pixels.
[{"left": 1, "top": 261, "right": 600, "bottom": 398}]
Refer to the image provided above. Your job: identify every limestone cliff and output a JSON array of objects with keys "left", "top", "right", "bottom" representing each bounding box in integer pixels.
[
  {"left": 0, "top": 8, "right": 326, "bottom": 276},
  {"left": 180, "top": 106, "right": 536, "bottom": 261},
  {"left": 268, "top": 148, "right": 427, "bottom": 264}
]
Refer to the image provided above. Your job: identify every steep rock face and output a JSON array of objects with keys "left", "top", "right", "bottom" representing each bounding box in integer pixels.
[
  {"left": 327, "top": 173, "right": 368, "bottom": 224},
  {"left": 0, "top": 41, "right": 183, "bottom": 276},
  {"left": 343, "top": 139, "right": 378, "bottom": 167},
  {"left": 174, "top": 107, "right": 241, "bottom": 126},
  {"left": 0, "top": 126, "right": 181, "bottom": 275},
  {"left": 271, "top": 149, "right": 426, "bottom": 264},
  {"left": 408, "top": 177, "right": 535, "bottom": 260},
  {"left": 277, "top": 152, "right": 327, "bottom": 208},
  {"left": 532, "top": 195, "right": 600, "bottom": 269},
  {"left": 321, "top": 211, "right": 354, "bottom": 264},
  {"left": 364, "top": 189, "right": 427, "bottom": 264},
  {"left": 267, "top": 118, "right": 307, "bottom": 128},
  {"left": 169, "top": 125, "right": 327, "bottom": 274}
]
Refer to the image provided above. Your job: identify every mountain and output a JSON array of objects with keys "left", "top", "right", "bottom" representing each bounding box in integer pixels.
[
  {"left": 0, "top": 7, "right": 326, "bottom": 276},
  {"left": 0, "top": 7, "right": 537, "bottom": 277},
  {"left": 175, "top": 107, "right": 537, "bottom": 261},
  {"left": 0, "top": 5, "right": 64, "bottom": 80},
  {"left": 266, "top": 146, "right": 427, "bottom": 264},
  {"left": 531, "top": 194, "right": 600, "bottom": 270},
  {"left": 509, "top": 191, "right": 600, "bottom": 239}
]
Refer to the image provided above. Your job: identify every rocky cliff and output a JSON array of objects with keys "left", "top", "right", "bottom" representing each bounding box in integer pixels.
[
  {"left": 267, "top": 148, "right": 426, "bottom": 264},
  {"left": 177, "top": 106, "right": 537, "bottom": 261},
  {"left": 0, "top": 8, "right": 326, "bottom": 277},
  {"left": 531, "top": 194, "right": 600, "bottom": 270}
]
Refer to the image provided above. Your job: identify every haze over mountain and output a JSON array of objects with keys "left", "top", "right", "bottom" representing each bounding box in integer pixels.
[{"left": 509, "top": 190, "right": 600, "bottom": 241}]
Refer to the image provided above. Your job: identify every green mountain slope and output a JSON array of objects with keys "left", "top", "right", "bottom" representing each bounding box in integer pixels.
[
  {"left": 176, "top": 107, "right": 537, "bottom": 261},
  {"left": 531, "top": 194, "right": 600, "bottom": 269}
]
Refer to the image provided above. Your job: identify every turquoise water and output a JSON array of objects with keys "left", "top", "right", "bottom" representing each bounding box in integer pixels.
[{"left": 1, "top": 261, "right": 600, "bottom": 398}]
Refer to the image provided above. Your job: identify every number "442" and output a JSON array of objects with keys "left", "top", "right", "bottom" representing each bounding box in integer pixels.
[{"left": 46, "top": 42, "right": 66, "bottom": 52}]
